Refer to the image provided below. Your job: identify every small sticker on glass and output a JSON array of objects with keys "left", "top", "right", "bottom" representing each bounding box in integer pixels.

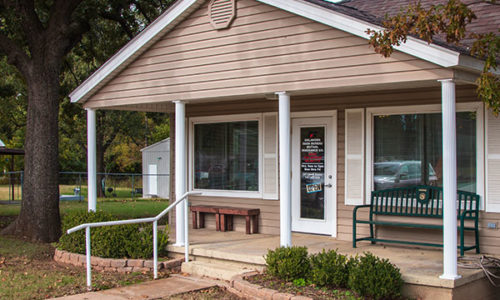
[{"left": 306, "top": 183, "right": 322, "bottom": 193}]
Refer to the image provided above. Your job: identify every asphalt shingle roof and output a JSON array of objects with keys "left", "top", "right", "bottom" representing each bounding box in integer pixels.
[{"left": 305, "top": 0, "right": 500, "bottom": 55}]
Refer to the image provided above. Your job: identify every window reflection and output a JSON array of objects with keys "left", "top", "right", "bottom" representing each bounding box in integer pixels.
[
  {"left": 373, "top": 112, "right": 476, "bottom": 192},
  {"left": 194, "top": 121, "right": 259, "bottom": 191}
]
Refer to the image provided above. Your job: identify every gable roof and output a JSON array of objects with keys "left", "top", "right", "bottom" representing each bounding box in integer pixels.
[
  {"left": 335, "top": 0, "right": 500, "bottom": 54},
  {"left": 141, "top": 138, "right": 170, "bottom": 152},
  {"left": 70, "top": 0, "right": 488, "bottom": 104}
]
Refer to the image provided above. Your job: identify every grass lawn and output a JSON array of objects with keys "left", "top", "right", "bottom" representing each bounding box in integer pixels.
[
  {"left": 0, "top": 198, "right": 169, "bottom": 219},
  {"left": 0, "top": 235, "right": 167, "bottom": 300},
  {"left": 59, "top": 185, "right": 142, "bottom": 199},
  {"left": 0, "top": 196, "right": 171, "bottom": 299}
]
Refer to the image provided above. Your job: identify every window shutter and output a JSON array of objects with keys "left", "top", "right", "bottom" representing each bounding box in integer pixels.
[
  {"left": 345, "top": 109, "right": 365, "bottom": 205},
  {"left": 263, "top": 113, "right": 278, "bottom": 199},
  {"left": 486, "top": 110, "right": 500, "bottom": 212}
]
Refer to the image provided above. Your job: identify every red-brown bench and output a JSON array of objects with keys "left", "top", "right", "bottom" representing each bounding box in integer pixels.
[
  {"left": 190, "top": 205, "right": 221, "bottom": 231},
  {"left": 219, "top": 207, "right": 260, "bottom": 234},
  {"left": 190, "top": 205, "right": 260, "bottom": 234}
]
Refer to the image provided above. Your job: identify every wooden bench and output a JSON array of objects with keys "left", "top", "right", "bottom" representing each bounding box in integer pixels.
[
  {"left": 190, "top": 205, "right": 260, "bottom": 234},
  {"left": 219, "top": 207, "right": 260, "bottom": 234},
  {"left": 353, "top": 185, "right": 480, "bottom": 256},
  {"left": 190, "top": 205, "right": 221, "bottom": 231}
]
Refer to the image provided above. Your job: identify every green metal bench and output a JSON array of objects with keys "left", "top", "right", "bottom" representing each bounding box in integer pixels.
[{"left": 353, "top": 185, "right": 480, "bottom": 256}]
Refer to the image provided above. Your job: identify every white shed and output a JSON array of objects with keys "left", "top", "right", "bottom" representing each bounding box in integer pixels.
[{"left": 141, "top": 138, "right": 170, "bottom": 199}]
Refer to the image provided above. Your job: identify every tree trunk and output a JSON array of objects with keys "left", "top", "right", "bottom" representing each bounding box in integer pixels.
[{"left": 2, "top": 63, "right": 61, "bottom": 242}]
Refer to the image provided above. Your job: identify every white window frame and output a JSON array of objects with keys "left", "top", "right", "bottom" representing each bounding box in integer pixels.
[
  {"left": 365, "top": 102, "right": 485, "bottom": 208},
  {"left": 189, "top": 113, "right": 263, "bottom": 198}
]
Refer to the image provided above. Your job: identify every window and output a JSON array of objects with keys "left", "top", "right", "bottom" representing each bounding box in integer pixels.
[
  {"left": 193, "top": 121, "right": 259, "bottom": 191},
  {"left": 373, "top": 111, "right": 477, "bottom": 192}
]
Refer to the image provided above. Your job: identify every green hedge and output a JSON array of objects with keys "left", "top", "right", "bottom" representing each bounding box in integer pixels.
[
  {"left": 348, "top": 252, "right": 403, "bottom": 300},
  {"left": 264, "top": 247, "right": 403, "bottom": 299},
  {"left": 57, "top": 211, "right": 168, "bottom": 259},
  {"left": 309, "top": 249, "right": 353, "bottom": 288},
  {"left": 265, "top": 246, "right": 310, "bottom": 281}
]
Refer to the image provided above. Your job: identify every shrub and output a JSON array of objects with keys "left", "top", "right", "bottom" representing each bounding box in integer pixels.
[
  {"left": 58, "top": 210, "right": 115, "bottom": 255},
  {"left": 57, "top": 211, "right": 169, "bottom": 259},
  {"left": 125, "top": 224, "right": 169, "bottom": 259},
  {"left": 90, "top": 222, "right": 140, "bottom": 258},
  {"left": 265, "top": 246, "right": 310, "bottom": 281},
  {"left": 309, "top": 249, "right": 351, "bottom": 287},
  {"left": 347, "top": 252, "right": 403, "bottom": 300}
]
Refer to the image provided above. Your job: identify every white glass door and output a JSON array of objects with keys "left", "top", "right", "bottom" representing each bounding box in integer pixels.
[{"left": 291, "top": 116, "right": 336, "bottom": 236}]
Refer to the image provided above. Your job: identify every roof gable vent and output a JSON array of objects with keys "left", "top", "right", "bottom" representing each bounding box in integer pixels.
[{"left": 209, "top": 0, "right": 236, "bottom": 30}]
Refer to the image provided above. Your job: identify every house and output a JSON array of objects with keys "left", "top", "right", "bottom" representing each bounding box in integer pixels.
[
  {"left": 141, "top": 138, "right": 170, "bottom": 198},
  {"left": 70, "top": 0, "right": 500, "bottom": 287}
]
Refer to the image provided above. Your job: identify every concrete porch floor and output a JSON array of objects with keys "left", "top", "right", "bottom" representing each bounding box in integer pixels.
[{"left": 168, "top": 229, "right": 492, "bottom": 291}]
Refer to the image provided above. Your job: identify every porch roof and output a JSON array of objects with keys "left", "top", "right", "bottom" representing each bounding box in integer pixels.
[{"left": 69, "top": 0, "right": 486, "bottom": 106}]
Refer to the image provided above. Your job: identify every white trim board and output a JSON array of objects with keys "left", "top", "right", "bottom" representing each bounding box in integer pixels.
[{"left": 69, "top": 0, "right": 485, "bottom": 104}]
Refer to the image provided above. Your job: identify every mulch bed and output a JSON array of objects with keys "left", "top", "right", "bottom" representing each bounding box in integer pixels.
[{"left": 247, "top": 273, "right": 362, "bottom": 300}]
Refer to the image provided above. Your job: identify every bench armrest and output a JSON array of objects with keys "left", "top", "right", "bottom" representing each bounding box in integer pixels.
[
  {"left": 353, "top": 204, "right": 371, "bottom": 221},
  {"left": 460, "top": 209, "right": 478, "bottom": 220}
]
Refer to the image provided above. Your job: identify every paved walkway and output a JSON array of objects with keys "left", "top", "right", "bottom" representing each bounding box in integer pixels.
[{"left": 50, "top": 275, "right": 217, "bottom": 300}]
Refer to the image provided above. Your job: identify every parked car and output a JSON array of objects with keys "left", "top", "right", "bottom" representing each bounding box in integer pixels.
[{"left": 374, "top": 161, "right": 438, "bottom": 190}]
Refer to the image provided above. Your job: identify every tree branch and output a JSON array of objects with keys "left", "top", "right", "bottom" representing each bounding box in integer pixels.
[
  {"left": 100, "top": 11, "right": 135, "bottom": 39},
  {"left": 48, "top": 0, "right": 84, "bottom": 32},
  {"left": 2, "top": 0, "right": 44, "bottom": 50},
  {"left": 133, "top": 1, "right": 152, "bottom": 24},
  {"left": 0, "top": 32, "right": 31, "bottom": 77},
  {"left": 62, "top": 19, "right": 90, "bottom": 55}
]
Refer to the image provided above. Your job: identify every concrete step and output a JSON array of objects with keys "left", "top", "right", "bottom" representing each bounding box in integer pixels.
[
  {"left": 181, "top": 260, "right": 255, "bottom": 281},
  {"left": 168, "top": 244, "right": 266, "bottom": 268}
]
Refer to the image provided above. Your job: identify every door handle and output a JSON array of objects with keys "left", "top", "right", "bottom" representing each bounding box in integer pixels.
[{"left": 325, "top": 183, "right": 333, "bottom": 188}]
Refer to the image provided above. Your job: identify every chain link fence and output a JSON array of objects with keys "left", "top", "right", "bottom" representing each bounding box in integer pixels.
[{"left": 0, "top": 171, "right": 169, "bottom": 203}]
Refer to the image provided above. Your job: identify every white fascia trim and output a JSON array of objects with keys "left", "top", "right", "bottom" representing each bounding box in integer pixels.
[
  {"left": 70, "top": 0, "right": 201, "bottom": 103},
  {"left": 257, "top": 0, "right": 462, "bottom": 68}
]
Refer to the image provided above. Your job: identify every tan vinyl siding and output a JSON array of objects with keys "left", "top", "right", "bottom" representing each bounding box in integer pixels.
[
  {"left": 84, "top": 0, "right": 452, "bottom": 109},
  {"left": 170, "top": 86, "right": 500, "bottom": 255}
]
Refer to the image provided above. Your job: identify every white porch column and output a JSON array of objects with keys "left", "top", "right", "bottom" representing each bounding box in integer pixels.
[
  {"left": 86, "top": 108, "right": 97, "bottom": 212},
  {"left": 439, "top": 79, "right": 461, "bottom": 280},
  {"left": 174, "top": 100, "right": 187, "bottom": 246},
  {"left": 277, "top": 92, "right": 291, "bottom": 247}
]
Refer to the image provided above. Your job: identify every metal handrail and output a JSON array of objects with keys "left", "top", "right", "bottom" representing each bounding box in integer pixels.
[{"left": 67, "top": 191, "right": 200, "bottom": 290}]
